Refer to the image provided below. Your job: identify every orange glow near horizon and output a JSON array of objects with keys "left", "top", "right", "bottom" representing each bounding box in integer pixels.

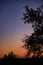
[
  {"left": 0, "top": 33, "right": 43, "bottom": 58},
  {"left": 0, "top": 46, "right": 27, "bottom": 58},
  {"left": 0, "top": 33, "right": 27, "bottom": 58}
]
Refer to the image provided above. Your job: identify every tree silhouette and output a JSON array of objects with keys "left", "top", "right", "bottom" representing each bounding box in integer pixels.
[
  {"left": 8, "top": 51, "right": 16, "bottom": 59},
  {"left": 2, "top": 51, "right": 18, "bottom": 60},
  {"left": 22, "top": 5, "right": 43, "bottom": 58}
]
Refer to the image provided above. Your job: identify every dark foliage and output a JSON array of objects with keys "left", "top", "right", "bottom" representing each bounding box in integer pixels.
[
  {"left": 0, "top": 55, "right": 43, "bottom": 65},
  {"left": 22, "top": 5, "right": 43, "bottom": 57}
]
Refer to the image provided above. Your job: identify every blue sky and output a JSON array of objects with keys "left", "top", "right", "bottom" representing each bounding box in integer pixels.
[{"left": 0, "top": 0, "right": 43, "bottom": 37}]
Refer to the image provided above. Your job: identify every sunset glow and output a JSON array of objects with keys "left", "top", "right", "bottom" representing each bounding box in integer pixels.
[{"left": 0, "top": 0, "right": 43, "bottom": 58}]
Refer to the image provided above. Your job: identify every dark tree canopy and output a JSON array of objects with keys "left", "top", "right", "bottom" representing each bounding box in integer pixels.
[{"left": 22, "top": 5, "right": 43, "bottom": 58}]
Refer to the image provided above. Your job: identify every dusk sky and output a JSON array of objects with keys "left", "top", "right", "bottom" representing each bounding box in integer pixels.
[{"left": 0, "top": 0, "right": 43, "bottom": 58}]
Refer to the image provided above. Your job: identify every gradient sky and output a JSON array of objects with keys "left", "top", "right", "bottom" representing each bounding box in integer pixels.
[{"left": 0, "top": 0, "right": 43, "bottom": 58}]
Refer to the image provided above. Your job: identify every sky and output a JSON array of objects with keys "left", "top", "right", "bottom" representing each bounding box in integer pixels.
[{"left": 0, "top": 0, "right": 43, "bottom": 58}]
